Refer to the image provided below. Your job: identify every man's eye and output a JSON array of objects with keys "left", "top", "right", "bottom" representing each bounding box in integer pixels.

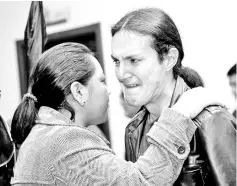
[
  {"left": 100, "top": 75, "right": 106, "bottom": 83},
  {"left": 130, "top": 59, "right": 139, "bottom": 64},
  {"left": 113, "top": 59, "right": 120, "bottom": 66}
]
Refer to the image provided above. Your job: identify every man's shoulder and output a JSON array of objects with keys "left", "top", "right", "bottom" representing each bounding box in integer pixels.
[
  {"left": 194, "top": 105, "right": 236, "bottom": 129},
  {"left": 197, "top": 105, "right": 230, "bottom": 119}
]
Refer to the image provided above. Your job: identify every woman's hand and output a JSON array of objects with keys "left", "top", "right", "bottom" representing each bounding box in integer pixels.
[{"left": 172, "top": 87, "right": 226, "bottom": 119}]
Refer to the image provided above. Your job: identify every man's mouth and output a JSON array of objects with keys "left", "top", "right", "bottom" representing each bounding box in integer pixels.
[{"left": 124, "top": 84, "right": 139, "bottom": 88}]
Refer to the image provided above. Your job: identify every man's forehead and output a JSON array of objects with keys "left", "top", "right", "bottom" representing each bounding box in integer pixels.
[{"left": 112, "top": 31, "right": 152, "bottom": 49}]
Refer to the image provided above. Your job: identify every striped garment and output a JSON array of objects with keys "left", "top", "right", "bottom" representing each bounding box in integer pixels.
[{"left": 11, "top": 106, "right": 196, "bottom": 186}]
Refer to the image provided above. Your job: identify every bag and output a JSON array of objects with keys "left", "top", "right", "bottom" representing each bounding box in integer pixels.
[{"left": 174, "top": 131, "right": 215, "bottom": 186}]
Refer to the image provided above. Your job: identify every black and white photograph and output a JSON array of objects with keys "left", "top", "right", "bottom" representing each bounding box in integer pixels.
[{"left": 0, "top": 1, "right": 236, "bottom": 185}]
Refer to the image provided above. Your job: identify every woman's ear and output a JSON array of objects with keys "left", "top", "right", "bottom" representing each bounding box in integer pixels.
[
  {"left": 70, "top": 82, "right": 89, "bottom": 107},
  {"left": 165, "top": 47, "right": 179, "bottom": 72}
]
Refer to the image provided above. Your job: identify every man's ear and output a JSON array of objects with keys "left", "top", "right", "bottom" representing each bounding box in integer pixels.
[
  {"left": 164, "top": 47, "right": 179, "bottom": 72},
  {"left": 70, "top": 82, "right": 89, "bottom": 107}
]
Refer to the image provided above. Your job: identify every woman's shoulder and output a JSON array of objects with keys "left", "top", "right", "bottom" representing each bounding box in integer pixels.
[{"left": 46, "top": 125, "right": 110, "bottom": 152}]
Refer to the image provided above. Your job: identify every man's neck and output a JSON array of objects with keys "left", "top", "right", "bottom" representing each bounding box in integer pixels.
[{"left": 146, "top": 78, "right": 176, "bottom": 122}]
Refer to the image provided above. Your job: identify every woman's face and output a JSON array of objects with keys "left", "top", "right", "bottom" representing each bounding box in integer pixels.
[
  {"left": 86, "top": 55, "right": 109, "bottom": 125},
  {"left": 111, "top": 31, "right": 168, "bottom": 107}
]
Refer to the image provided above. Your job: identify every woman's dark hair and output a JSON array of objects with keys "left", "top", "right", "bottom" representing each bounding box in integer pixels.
[
  {"left": 11, "top": 42, "right": 95, "bottom": 144},
  {"left": 111, "top": 8, "right": 200, "bottom": 86}
]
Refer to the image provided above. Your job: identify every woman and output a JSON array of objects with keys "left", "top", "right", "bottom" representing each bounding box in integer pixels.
[{"left": 11, "top": 43, "right": 221, "bottom": 185}]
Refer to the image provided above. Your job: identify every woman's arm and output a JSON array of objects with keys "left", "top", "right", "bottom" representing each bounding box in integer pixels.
[
  {"left": 52, "top": 87, "right": 225, "bottom": 185},
  {"left": 52, "top": 108, "right": 196, "bottom": 186}
]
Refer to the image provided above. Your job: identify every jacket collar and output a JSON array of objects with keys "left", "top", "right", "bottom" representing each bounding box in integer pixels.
[
  {"left": 36, "top": 106, "right": 72, "bottom": 126},
  {"left": 169, "top": 76, "right": 190, "bottom": 107},
  {"left": 35, "top": 106, "right": 111, "bottom": 145}
]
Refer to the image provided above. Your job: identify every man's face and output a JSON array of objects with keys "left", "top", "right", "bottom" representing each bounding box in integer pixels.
[
  {"left": 229, "top": 74, "right": 236, "bottom": 99},
  {"left": 111, "top": 31, "right": 168, "bottom": 107}
]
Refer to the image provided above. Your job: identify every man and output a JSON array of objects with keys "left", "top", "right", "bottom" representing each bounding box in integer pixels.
[
  {"left": 111, "top": 7, "right": 236, "bottom": 185},
  {"left": 227, "top": 63, "right": 236, "bottom": 118}
]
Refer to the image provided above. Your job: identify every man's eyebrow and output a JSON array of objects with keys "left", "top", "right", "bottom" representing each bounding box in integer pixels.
[
  {"left": 111, "top": 54, "right": 140, "bottom": 60},
  {"left": 124, "top": 55, "right": 140, "bottom": 60},
  {"left": 111, "top": 55, "right": 116, "bottom": 60}
]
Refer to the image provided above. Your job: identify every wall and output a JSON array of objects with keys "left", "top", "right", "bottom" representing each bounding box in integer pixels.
[
  {"left": 0, "top": 0, "right": 236, "bottom": 158},
  {"left": 0, "top": 1, "right": 30, "bottom": 122}
]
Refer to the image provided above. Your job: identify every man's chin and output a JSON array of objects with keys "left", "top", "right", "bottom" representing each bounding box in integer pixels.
[{"left": 125, "top": 98, "right": 142, "bottom": 107}]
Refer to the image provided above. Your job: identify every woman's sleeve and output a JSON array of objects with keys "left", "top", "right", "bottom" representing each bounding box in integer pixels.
[{"left": 52, "top": 108, "right": 197, "bottom": 186}]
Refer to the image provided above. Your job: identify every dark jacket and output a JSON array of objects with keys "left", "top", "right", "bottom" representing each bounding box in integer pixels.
[
  {"left": 0, "top": 115, "right": 15, "bottom": 186},
  {"left": 125, "top": 76, "right": 236, "bottom": 186}
]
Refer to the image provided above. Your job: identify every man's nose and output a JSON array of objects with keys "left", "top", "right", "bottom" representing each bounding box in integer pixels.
[{"left": 116, "top": 63, "right": 132, "bottom": 82}]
